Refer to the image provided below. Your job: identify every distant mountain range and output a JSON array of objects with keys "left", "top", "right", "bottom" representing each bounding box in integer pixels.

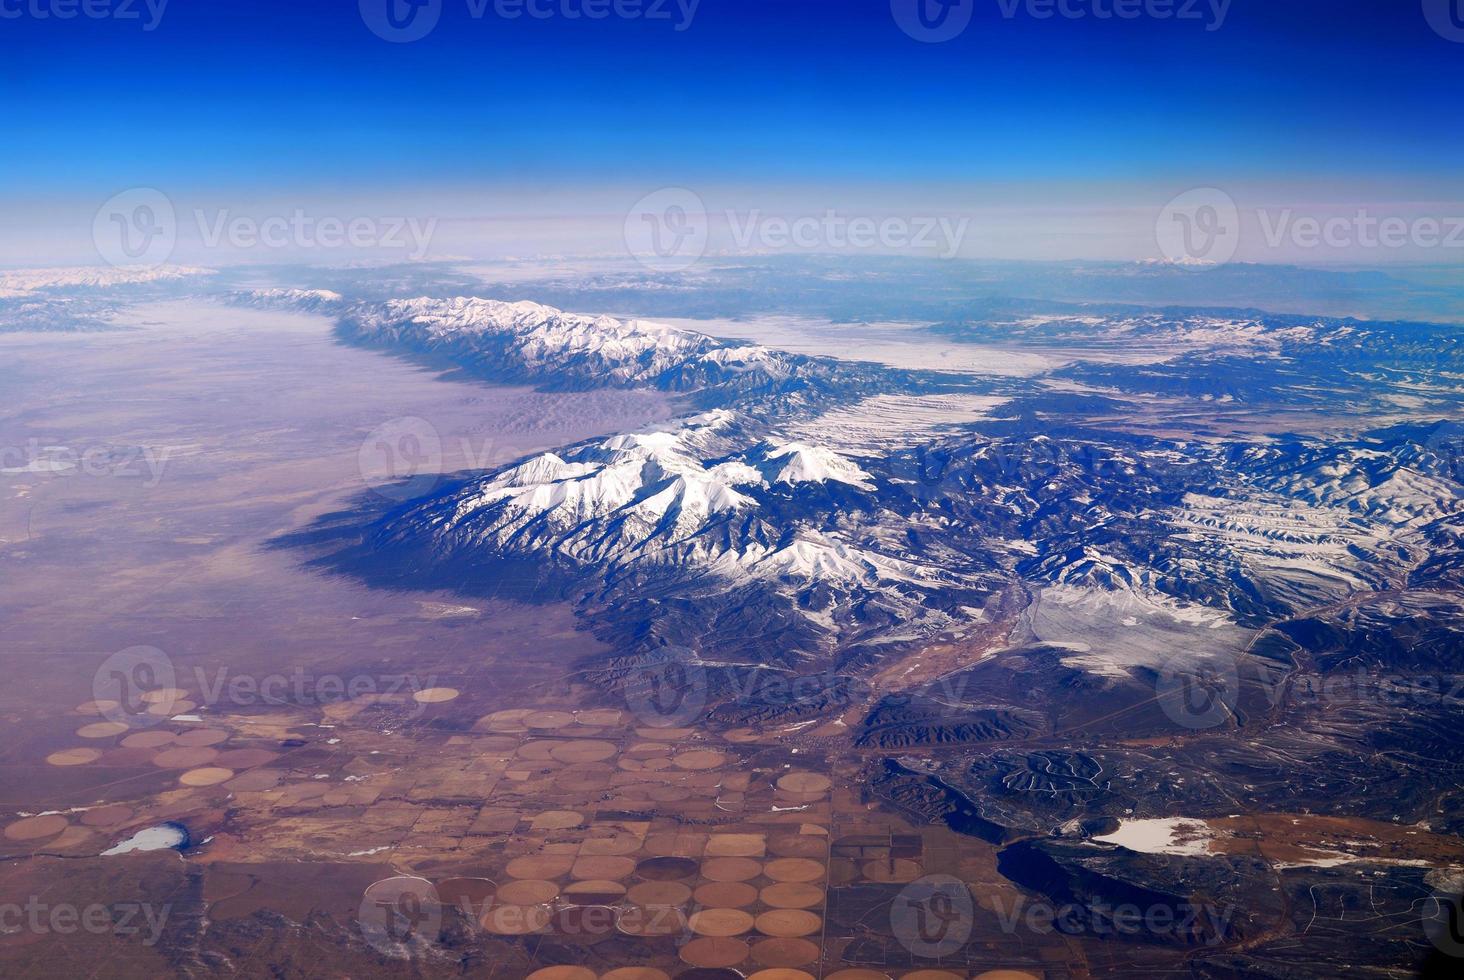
[{"left": 260, "top": 290, "right": 1464, "bottom": 719}]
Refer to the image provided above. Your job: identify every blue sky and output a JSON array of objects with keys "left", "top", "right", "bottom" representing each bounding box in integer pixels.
[{"left": 3, "top": 0, "right": 1462, "bottom": 263}]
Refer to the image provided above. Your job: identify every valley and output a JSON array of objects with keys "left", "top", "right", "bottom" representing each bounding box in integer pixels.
[{"left": 1, "top": 285, "right": 1460, "bottom": 978}]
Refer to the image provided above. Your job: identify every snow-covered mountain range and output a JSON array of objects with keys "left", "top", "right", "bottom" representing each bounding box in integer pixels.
[
  {"left": 262, "top": 289, "right": 1464, "bottom": 697},
  {"left": 332, "top": 297, "right": 911, "bottom": 415},
  {"left": 0, "top": 265, "right": 214, "bottom": 298},
  {"left": 0, "top": 265, "right": 219, "bottom": 332}
]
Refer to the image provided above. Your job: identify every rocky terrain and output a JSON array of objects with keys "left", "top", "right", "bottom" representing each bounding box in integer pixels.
[{"left": 260, "top": 286, "right": 1464, "bottom": 978}]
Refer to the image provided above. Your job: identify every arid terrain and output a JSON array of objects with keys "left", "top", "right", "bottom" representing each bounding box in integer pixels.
[{"left": 1, "top": 291, "right": 1461, "bottom": 980}]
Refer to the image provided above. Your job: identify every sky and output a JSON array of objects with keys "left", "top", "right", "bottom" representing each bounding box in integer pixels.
[{"left": 3, "top": 0, "right": 1463, "bottom": 265}]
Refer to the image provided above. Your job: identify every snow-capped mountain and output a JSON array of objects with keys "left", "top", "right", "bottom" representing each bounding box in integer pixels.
[
  {"left": 0, "top": 265, "right": 214, "bottom": 298},
  {"left": 279, "top": 293, "right": 1463, "bottom": 696},
  {"left": 382, "top": 409, "right": 920, "bottom": 584},
  {"left": 1, "top": 265, "right": 220, "bottom": 332},
  {"left": 333, "top": 296, "right": 906, "bottom": 413},
  {"left": 360, "top": 408, "right": 992, "bottom": 670},
  {"left": 231, "top": 287, "right": 344, "bottom": 313}
]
